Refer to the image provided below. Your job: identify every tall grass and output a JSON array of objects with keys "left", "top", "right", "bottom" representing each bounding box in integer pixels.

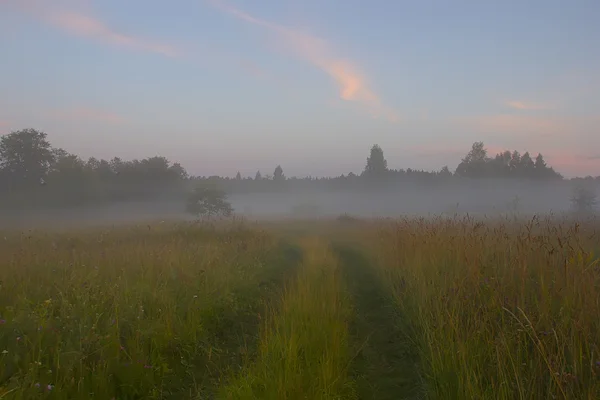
[
  {"left": 371, "top": 215, "right": 600, "bottom": 399},
  {"left": 0, "top": 222, "right": 292, "bottom": 399},
  {"left": 221, "top": 237, "right": 356, "bottom": 400}
]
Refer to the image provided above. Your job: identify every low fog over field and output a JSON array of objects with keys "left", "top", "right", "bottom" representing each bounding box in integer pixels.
[{"left": 1, "top": 131, "right": 598, "bottom": 229}]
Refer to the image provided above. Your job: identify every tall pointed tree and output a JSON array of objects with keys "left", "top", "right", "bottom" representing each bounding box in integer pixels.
[{"left": 363, "top": 144, "right": 388, "bottom": 178}]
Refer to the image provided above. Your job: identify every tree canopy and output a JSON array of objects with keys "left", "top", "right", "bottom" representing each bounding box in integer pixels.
[
  {"left": 363, "top": 144, "right": 388, "bottom": 178},
  {"left": 0, "top": 127, "right": 588, "bottom": 212}
]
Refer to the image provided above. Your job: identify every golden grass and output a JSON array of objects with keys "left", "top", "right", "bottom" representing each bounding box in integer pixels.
[
  {"left": 1, "top": 215, "right": 599, "bottom": 399},
  {"left": 369, "top": 215, "right": 600, "bottom": 399},
  {"left": 221, "top": 237, "right": 356, "bottom": 400},
  {"left": 0, "top": 222, "right": 290, "bottom": 399}
]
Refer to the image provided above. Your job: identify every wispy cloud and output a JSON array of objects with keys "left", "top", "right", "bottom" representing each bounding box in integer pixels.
[
  {"left": 47, "top": 11, "right": 180, "bottom": 57},
  {"left": 48, "top": 107, "right": 127, "bottom": 125},
  {"left": 4, "top": 0, "right": 180, "bottom": 57},
  {"left": 505, "top": 100, "right": 552, "bottom": 111},
  {"left": 207, "top": 0, "right": 398, "bottom": 122}
]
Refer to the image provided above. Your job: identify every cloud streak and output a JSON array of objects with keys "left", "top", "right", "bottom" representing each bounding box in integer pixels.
[
  {"left": 208, "top": 0, "right": 398, "bottom": 122},
  {"left": 47, "top": 11, "right": 180, "bottom": 57},
  {"left": 5, "top": 0, "right": 180, "bottom": 57}
]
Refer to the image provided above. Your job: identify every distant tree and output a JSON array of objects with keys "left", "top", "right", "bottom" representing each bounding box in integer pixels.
[
  {"left": 273, "top": 165, "right": 285, "bottom": 181},
  {"left": 235, "top": 171, "right": 242, "bottom": 180},
  {"left": 254, "top": 170, "right": 262, "bottom": 180},
  {"left": 534, "top": 153, "right": 547, "bottom": 170},
  {"left": 0, "top": 128, "right": 54, "bottom": 188},
  {"left": 168, "top": 162, "right": 188, "bottom": 180},
  {"left": 509, "top": 151, "right": 521, "bottom": 172},
  {"left": 186, "top": 185, "right": 233, "bottom": 218},
  {"left": 363, "top": 144, "right": 388, "bottom": 178},
  {"left": 533, "top": 153, "right": 561, "bottom": 179},
  {"left": 570, "top": 185, "right": 597, "bottom": 216},
  {"left": 489, "top": 151, "right": 512, "bottom": 177},
  {"left": 455, "top": 142, "right": 488, "bottom": 177},
  {"left": 519, "top": 152, "right": 535, "bottom": 177},
  {"left": 439, "top": 166, "right": 452, "bottom": 178}
]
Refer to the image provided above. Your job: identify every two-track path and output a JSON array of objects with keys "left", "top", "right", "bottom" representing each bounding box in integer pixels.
[{"left": 334, "top": 243, "right": 424, "bottom": 400}]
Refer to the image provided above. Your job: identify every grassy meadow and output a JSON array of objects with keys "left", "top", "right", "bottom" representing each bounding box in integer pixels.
[{"left": 0, "top": 215, "right": 599, "bottom": 399}]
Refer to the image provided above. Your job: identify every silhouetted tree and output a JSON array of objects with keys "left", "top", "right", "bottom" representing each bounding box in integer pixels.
[
  {"left": 455, "top": 142, "right": 488, "bottom": 177},
  {"left": 520, "top": 152, "right": 535, "bottom": 177},
  {"left": 0, "top": 127, "right": 575, "bottom": 210},
  {"left": 0, "top": 128, "right": 54, "bottom": 189},
  {"left": 186, "top": 185, "right": 233, "bottom": 218},
  {"left": 363, "top": 144, "right": 388, "bottom": 178},
  {"left": 273, "top": 165, "right": 285, "bottom": 181},
  {"left": 535, "top": 153, "right": 547, "bottom": 169},
  {"left": 439, "top": 166, "right": 452, "bottom": 178}
]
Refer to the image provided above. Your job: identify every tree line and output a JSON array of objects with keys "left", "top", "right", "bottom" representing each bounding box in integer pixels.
[{"left": 0, "top": 128, "right": 597, "bottom": 210}]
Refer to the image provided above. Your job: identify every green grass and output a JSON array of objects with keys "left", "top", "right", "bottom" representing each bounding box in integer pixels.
[
  {"left": 370, "top": 216, "right": 600, "bottom": 399},
  {"left": 221, "top": 238, "right": 356, "bottom": 400},
  {"left": 334, "top": 244, "right": 423, "bottom": 399},
  {"left": 0, "top": 222, "right": 300, "bottom": 399},
  {"left": 1, "top": 216, "right": 599, "bottom": 399}
]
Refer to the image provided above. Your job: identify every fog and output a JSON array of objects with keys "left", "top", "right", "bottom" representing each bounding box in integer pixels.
[{"left": 2, "top": 179, "right": 592, "bottom": 230}]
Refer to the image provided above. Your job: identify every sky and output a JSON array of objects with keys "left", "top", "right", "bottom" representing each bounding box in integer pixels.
[{"left": 0, "top": 0, "right": 599, "bottom": 178}]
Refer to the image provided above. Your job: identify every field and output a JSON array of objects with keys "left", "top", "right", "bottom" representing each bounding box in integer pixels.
[{"left": 0, "top": 216, "right": 599, "bottom": 399}]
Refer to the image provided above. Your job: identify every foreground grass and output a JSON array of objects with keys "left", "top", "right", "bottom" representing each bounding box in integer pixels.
[
  {"left": 334, "top": 244, "right": 423, "bottom": 399},
  {"left": 221, "top": 238, "right": 356, "bottom": 400},
  {"left": 2, "top": 215, "right": 599, "bottom": 399},
  {"left": 0, "top": 222, "right": 301, "bottom": 399},
  {"left": 371, "top": 216, "right": 600, "bottom": 399}
]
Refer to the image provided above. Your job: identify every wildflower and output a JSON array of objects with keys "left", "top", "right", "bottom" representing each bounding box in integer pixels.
[
  {"left": 0, "top": 319, "right": 5, "bottom": 324},
  {"left": 16, "top": 337, "right": 21, "bottom": 341},
  {"left": 1, "top": 350, "right": 7, "bottom": 354},
  {"left": 35, "top": 383, "right": 40, "bottom": 388},
  {"left": 144, "top": 364, "right": 152, "bottom": 369},
  {"left": 47, "top": 384, "right": 53, "bottom": 390}
]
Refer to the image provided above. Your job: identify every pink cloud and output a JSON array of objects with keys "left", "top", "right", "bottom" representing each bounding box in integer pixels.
[
  {"left": 208, "top": 0, "right": 398, "bottom": 122},
  {"left": 4, "top": 0, "right": 180, "bottom": 57},
  {"left": 505, "top": 100, "right": 552, "bottom": 111},
  {"left": 47, "top": 11, "right": 180, "bottom": 57},
  {"left": 48, "top": 107, "right": 126, "bottom": 124}
]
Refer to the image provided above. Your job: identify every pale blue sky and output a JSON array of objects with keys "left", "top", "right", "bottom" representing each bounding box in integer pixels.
[{"left": 1, "top": 0, "right": 599, "bottom": 177}]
